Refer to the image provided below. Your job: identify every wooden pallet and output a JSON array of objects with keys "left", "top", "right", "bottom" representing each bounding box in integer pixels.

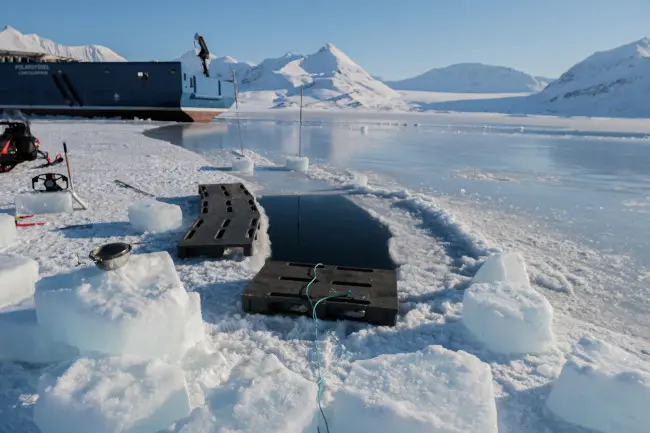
[
  {"left": 198, "top": 183, "right": 253, "bottom": 200},
  {"left": 177, "top": 183, "right": 261, "bottom": 258},
  {"left": 242, "top": 260, "right": 398, "bottom": 326}
]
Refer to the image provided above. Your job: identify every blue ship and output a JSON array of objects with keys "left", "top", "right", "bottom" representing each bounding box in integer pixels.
[{"left": 0, "top": 34, "right": 235, "bottom": 123}]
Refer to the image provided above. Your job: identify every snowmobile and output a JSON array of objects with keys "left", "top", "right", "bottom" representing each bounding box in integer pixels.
[{"left": 0, "top": 120, "right": 61, "bottom": 173}]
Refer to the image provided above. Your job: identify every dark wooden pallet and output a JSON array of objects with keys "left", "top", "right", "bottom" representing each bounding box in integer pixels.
[
  {"left": 198, "top": 183, "right": 253, "bottom": 200},
  {"left": 177, "top": 213, "right": 261, "bottom": 258},
  {"left": 242, "top": 260, "right": 398, "bottom": 326},
  {"left": 199, "top": 197, "right": 258, "bottom": 216},
  {"left": 177, "top": 183, "right": 261, "bottom": 259}
]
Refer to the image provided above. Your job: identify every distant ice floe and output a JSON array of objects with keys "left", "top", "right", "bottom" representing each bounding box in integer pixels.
[
  {"left": 622, "top": 199, "right": 650, "bottom": 213},
  {"left": 454, "top": 169, "right": 520, "bottom": 183}
]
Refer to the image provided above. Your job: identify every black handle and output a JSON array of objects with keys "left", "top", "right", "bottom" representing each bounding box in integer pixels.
[{"left": 63, "top": 142, "right": 68, "bottom": 153}]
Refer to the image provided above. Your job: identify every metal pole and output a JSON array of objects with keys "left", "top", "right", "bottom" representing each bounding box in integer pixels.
[
  {"left": 298, "top": 84, "right": 303, "bottom": 157},
  {"left": 62, "top": 142, "right": 88, "bottom": 210},
  {"left": 232, "top": 69, "right": 244, "bottom": 155}
]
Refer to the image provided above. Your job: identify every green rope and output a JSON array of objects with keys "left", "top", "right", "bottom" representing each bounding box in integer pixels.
[{"left": 305, "top": 263, "right": 352, "bottom": 433}]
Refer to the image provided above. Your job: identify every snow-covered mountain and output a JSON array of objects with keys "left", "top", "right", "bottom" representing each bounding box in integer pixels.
[
  {"left": 180, "top": 43, "right": 405, "bottom": 110},
  {"left": 533, "top": 37, "right": 650, "bottom": 117},
  {"left": 0, "top": 26, "right": 125, "bottom": 62},
  {"left": 385, "top": 63, "right": 550, "bottom": 93}
]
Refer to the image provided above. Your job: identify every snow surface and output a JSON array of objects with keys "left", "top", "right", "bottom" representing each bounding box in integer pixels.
[
  {"left": 128, "top": 199, "right": 183, "bottom": 234},
  {"left": 0, "top": 213, "right": 16, "bottom": 247},
  {"left": 349, "top": 173, "right": 368, "bottom": 187},
  {"left": 331, "top": 345, "right": 498, "bottom": 433},
  {"left": 166, "top": 353, "right": 317, "bottom": 433},
  {"left": 386, "top": 63, "right": 550, "bottom": 93},
  {"left": 463, "top": 253, "right": 555, "bottom": 355},
  {"left": 546, "top": 337, "right": 650, "bottom": 433},
  {"left": 286, "top": 156, "right": 309, "bottom": 172},
  {"left": 0, "top": 254, "right": 39, "bottom": 308},
  {"left": 15, "top": 191, "right": 73, "bottom": 215},
  {"left": 0, "top": 119, "right": 649, "bottom": 433},
  {"left": 398, "top": 90, "right": 532, "bottom": 108},
  {"left": 34, "top": 251, "right": 204, "bottom": 361},
  {"left": 0, "top": 26, "right": 125, "bottom": 62},
  {"left": 34, "top": 356, "right": 190, "bottom": 433}
]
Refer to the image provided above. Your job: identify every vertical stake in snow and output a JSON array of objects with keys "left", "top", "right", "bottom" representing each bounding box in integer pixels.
[
  {"left": 285, "top": 84, "right": 309, "bottom": 172},
  {"left": 230, "top": 69, "right": 254, "bottom": 173},
  {"left": 298, "top": 84, "right": 304, "bottom": 157},
  {"left": 63, "top": 142, "right": 88, "bottom": 210},
  {"left": 232, "top": 69, "right": 244, "bottom": 156}
]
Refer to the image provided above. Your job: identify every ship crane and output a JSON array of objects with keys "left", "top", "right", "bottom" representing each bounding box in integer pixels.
[{"left": 194, "top": 33, "right": 210, "bottom": 77}]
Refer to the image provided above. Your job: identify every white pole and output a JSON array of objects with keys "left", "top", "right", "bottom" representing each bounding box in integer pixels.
[
  {"left": 298, "top": 84, "right": 303, "bottom": 157},
  {"left": 232, "top": 69, "right": 244, "bottom": 155}
]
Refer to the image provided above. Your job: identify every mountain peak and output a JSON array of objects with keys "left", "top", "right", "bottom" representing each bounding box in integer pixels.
[
  {"left": 537, "top": 36, "right": 650, "bottom": 117},
  {"left": 319, "top": 42, "right": 337, "bottom": 52},
  {"left": 634, "top": 37, "right": 650, "bottom": 57},
  {"left": 312, "top": 42, "right": 356, "bottom": 68},
  {"left": 0, "top": 26, "right": 125, "bottom": 61},
  {"left": 318, "top": 43, "right": 348, "bottom": 58}
]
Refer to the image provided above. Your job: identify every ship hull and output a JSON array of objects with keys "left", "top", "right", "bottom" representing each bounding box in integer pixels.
[
  {"left": 0, "top": 61, "right": 235, "bottom": 123},
  {"left": 0, "top": 105, "right": 228, "bottom": 122}
]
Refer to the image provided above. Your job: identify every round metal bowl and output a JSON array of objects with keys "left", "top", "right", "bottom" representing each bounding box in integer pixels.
[{"left": 89, "top": 242, "right": 132, "bottom": 271}]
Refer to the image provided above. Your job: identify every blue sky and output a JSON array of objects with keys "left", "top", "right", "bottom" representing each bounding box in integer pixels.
[{"left": 5, "top": 0, "right": 649, "bottom": 80}]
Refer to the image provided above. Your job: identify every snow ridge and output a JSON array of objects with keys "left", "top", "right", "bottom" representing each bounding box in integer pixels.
[
  {"left": 0, "top": 25, "right": 125, "bottom": 62},
  {"left": 385, "top": 63, "right": 550, "bottom": 93},
  {"left": 534, "top": 37, "right": 650, "bottom": 117}
]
